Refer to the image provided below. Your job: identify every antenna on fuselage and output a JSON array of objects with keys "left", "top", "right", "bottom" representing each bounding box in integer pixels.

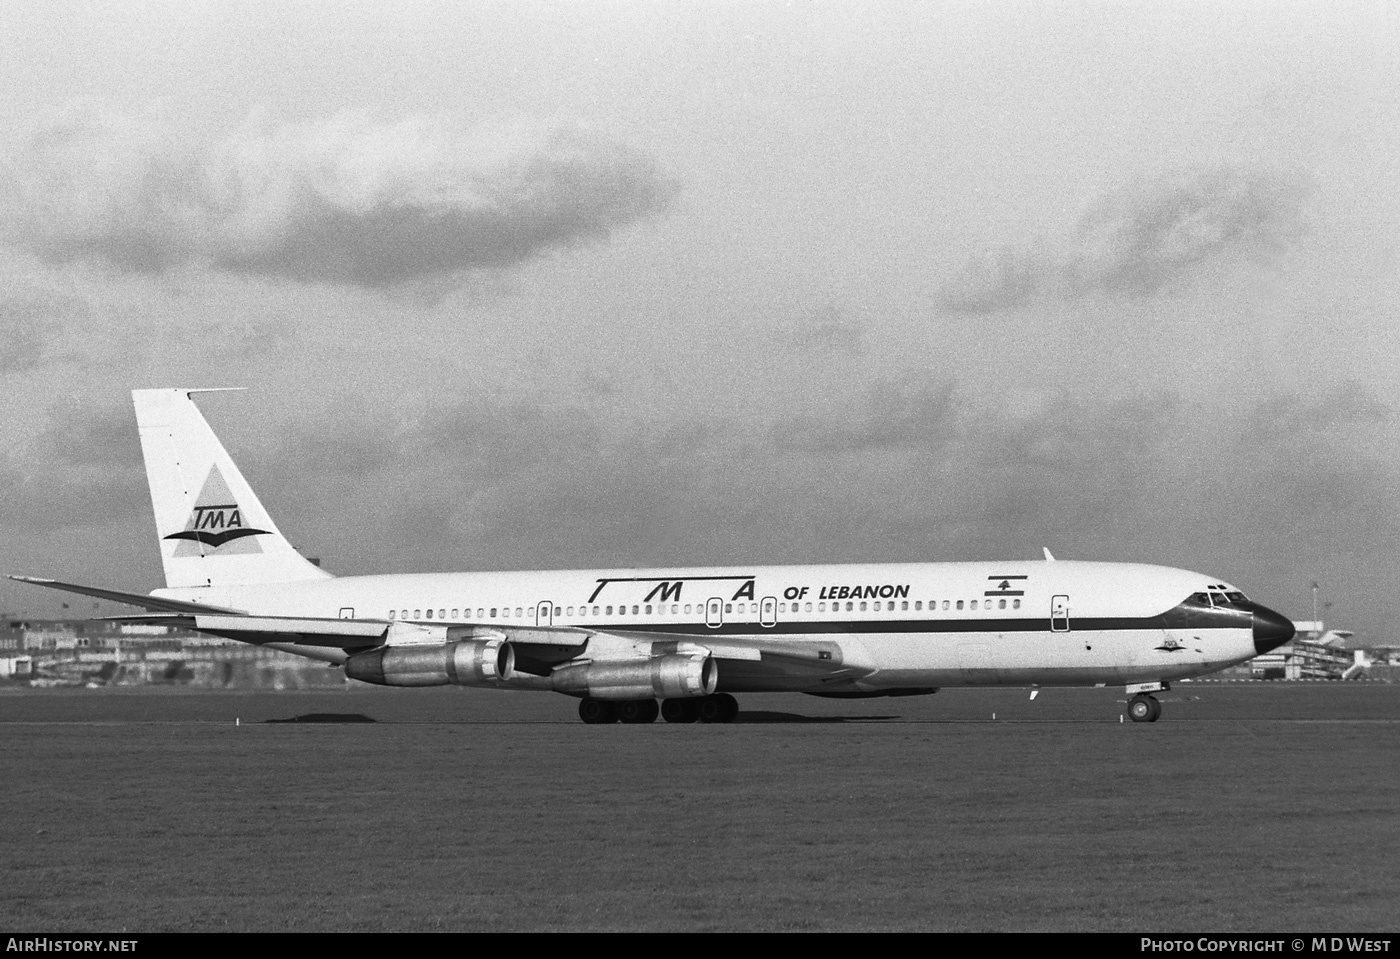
[{"left": 1043, "top": 547, "right": 1056, "bottom": 561}]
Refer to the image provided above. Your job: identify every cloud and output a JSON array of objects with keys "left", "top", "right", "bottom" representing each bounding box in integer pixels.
[
  {"left": 1070, "top": 168, "right": 1312, "bottom": 296},
  {"left": 0, "top": 105, "right": 677, "bottom": 290},
  {"left": 0, "top": 400, "right": 147, "bottom": 533},
  {"left": 935, "top": 167, "right": 1312, "bottom": 314},
  {"left": 772, "top": 378, "right": 960, "bottom": 453},
  {"left": 0, "top": 291, "right": 82, "bottom": 372},
  {"left": 39, "top": 398, "right": 143, "bottom": 469},
  {"left": 932, "top": 245, "right": 1051, "bottom": 315},
  {"left": 790, "top": 306, "right": 866, "bottom": 356}
]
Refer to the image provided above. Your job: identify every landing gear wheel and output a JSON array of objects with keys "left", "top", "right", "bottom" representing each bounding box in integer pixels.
[
  {"left": 661, "top": 698, "right": 700, "bottom": 723},
  {"left": 698, "top": 693, "right": 739, "bottom": 724},
  {"left": 1127, "top": 694, "right": 1161, "bottom": 723},
  {"left": 579, "top": 698, "right": 619, "bottom": 724},
  {"left": 618, "top": 699, "right": 659, "bottom": 724}
]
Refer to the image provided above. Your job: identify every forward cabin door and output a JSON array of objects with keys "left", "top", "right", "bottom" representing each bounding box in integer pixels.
[
  {"left": 536, "top": 601, "right": 553, "bottom": 626},
  {"left": 1051, "top": 594, "right": 1070, "bottom": 632}
]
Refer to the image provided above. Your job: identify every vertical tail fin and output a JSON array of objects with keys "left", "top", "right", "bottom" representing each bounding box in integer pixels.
[{"left": 133, "top": 389, "right": 332, "bottom": 589}]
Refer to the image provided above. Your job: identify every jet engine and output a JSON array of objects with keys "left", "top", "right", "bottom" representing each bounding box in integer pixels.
[
  {"left": 549, "top": 653, "right": 717, "bottom": 700},
  {"left": 344, "top": 639, "right": 514, "bottom": 687}
]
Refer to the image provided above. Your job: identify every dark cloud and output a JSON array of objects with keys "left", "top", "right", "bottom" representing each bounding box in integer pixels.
[
  {"left": 936, "top": 167, "right": 1313, "bottom": 314},
  {"left": 1070, "top": 168, "right": 1312, "bottom": 296},
  {"left": 0, "top": 106, "right": 677, "bottom": 290}
]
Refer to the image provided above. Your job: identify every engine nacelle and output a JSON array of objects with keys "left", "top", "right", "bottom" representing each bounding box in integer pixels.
[
  {"left": 345, "top": 640, "right": 514, "bottom": 688},
  {"left": 549, "top": 654, "right": 717, "bottom": 701}
]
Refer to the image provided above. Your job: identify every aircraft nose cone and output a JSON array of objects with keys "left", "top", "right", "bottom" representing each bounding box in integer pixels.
[{"left": 1252, "top": 606, "right": 1295, "bottom": 655}]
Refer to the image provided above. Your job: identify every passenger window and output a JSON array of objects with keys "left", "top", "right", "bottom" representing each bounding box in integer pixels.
[
  {"left": 1013, "top": 599, "right": 1021, "bottom": 609},
  {"left": 489, "top": 608, "right": 497, "bottom": 617},
  {"left": 414, "top": 609, "right": 422, "bottom": 619},
  {"left": 389, "top": 610, "right": 396, "bottom": 619},
  {"left": 999, "top": 599, "right": 1006, "bottom": 609},
  {"left": 645, "top": 604, "right": 652, "bottom": 615},
  {"left": 725, "top": 603, "right": 733, "bottom": 613},
  {"left": 956, "top": 601, "right": 964, "bottom": 610}
]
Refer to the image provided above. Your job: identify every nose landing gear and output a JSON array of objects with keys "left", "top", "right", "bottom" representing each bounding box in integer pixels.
[{"left": 1127, "top": 693, "right": 1162, "bottom": 723}]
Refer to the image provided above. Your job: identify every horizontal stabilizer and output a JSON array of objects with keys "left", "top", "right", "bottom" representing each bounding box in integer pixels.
[{"left": 8, "top": 575, "right": 244, "bottom": 615}]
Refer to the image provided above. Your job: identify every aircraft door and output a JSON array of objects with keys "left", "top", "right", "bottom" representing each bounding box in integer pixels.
[
  {"left": 705, "top": 597, "right": 723, "bottom": 629},
  {"left": 339, "top": 607, "right": 354, "bottom": 619},
  {"left": 1051, "top": 594, "right": 1070, "bottom": 632},
  {"left": 536, "top": 601, "right": 553, "bottom": 626},
  {"left": 760, "top": 596, "right": 777, "bottom": 628}
]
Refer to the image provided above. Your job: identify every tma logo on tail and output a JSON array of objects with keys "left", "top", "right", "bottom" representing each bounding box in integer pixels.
[{"left": 163, "top": 465, "right": 270, "bottom": 554}]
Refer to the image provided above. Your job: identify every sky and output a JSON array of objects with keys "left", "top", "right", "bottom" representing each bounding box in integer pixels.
[{"left": 1, "top": 1, "right": 1397, "bottom": 640}]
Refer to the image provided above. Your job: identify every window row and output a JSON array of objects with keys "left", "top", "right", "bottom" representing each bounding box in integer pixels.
[{"left": 387, "top": 597, "right": 1024, "bottom": 621}]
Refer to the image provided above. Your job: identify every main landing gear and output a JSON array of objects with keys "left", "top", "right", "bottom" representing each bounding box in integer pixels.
[
  {"left": 1127, "top": 693, "right": 1162, "bottom": 723},
  {"left": 578, "top": 694, "right": 739, "bottom": 724}
]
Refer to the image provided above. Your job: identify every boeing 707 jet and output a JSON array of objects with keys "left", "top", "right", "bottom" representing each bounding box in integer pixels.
[{"left": 12, "top": 389, "right": 1295, "bottom": 723}]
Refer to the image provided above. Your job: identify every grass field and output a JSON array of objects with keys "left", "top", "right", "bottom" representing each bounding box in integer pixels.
[{"left": 3, "top": 684, "right": 1397, "bottom": 932}]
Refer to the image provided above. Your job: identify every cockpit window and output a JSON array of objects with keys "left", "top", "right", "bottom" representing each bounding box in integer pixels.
[{"left": 1194, "top": 589, "right": 1250, "bottom": 608}]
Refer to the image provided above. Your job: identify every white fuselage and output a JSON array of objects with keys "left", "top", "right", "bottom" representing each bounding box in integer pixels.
[{"left": 156, "top": 559, "right": 1261, "bottom": 692}]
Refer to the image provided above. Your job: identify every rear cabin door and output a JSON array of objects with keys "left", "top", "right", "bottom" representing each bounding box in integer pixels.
[{"left": 1051, "top": 594, "right": 1070, "bottom": 632}]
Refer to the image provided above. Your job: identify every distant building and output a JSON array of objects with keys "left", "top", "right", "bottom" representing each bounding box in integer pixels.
[{"left": 1249, "top": 620, "right": 1360, "bottom": 680}]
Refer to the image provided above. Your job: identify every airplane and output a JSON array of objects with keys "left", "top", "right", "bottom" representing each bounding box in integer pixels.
[{"left": 11, "top": 388, "right": 1296, "bottom": 724}]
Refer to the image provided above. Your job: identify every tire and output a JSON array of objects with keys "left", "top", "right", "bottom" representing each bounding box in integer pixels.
[
  {"left": 699, "top": 693, "right": 738, "bottom": 724},
  {"left": 1127, "top": 694, "right": 1156, "bottom": 723},
  {"left": 579, "top": 698, "right": 619, "bottom": 724},
  {"left": 619, "top": 699, "right": 658, "bottom": 724},
  {"left": 661, "top": 698, "right": 699, "bottom": 723}
]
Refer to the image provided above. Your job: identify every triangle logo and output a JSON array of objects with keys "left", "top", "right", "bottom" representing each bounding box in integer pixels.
[{"left": 164, "top": 465, "right": 270, "bottom": 555}]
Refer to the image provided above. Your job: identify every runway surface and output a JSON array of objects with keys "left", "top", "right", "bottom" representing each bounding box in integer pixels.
[{"left": 4, "top": 684, "right": 1397, "bottom": 931}]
